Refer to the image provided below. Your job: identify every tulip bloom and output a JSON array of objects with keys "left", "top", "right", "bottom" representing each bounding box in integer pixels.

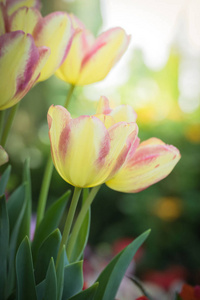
[
  {"left": 0, "top": 31, "right": 50, "bottom": 110},
  {"left": 48, "top": 97, "right": 180, "bottom": 191},
  {"left": 56, "top": 14, "right": 130, "bottom": 85}
]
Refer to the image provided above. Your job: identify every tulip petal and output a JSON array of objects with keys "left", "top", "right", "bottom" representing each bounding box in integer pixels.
[
  {"left": 48, "top": 105, "right": 111, "bottom": 188},
  {"left": 77, "top": 27, "right": 130, "bottom": 85},
  {"left": 33, "top": 12, "right": 74, "bottom": 81},
  {"left": 0, "top": 145, "right": 8, "bottom": 166},
  {"left": 9, "top": 7, "right": 41, "bottom": 35},
  {"left": 6, "top": 0, "right": 41, "bottom": 16},
  {"left": 96, "top": 96, "right": 112, "bottom": 115},
  {"left": 0, "top": 31, "right": 50, "bottom": 110},
  {"left": 106, "top": 138, "right": 181, "bottom": 193},
  {"left": 0, "top": 4, "right": 6, "bottom": 35}
]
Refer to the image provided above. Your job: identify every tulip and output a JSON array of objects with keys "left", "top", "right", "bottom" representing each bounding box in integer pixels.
[
  {"left": 47, "top": 102, "right": 138, "bottom": 188},
  {"left": 7, "top": 7, "right": 75, "bottom": 81},
  {"left": 0, "top": 31, "right": 50, "bottom": 110},
  {"left": 0, "top": 145, "right": 8, "bottom": 166},
  {"left": 106, "top": 137, "right": 181, "bottom": 193},
  {"left": 56, "top": 14, "right": 130, "bottom": 85},
  {"left": 5, "top": 0, "right": 41, "bottom": 15},
  {"left": 48, "top": 97, "right": 180, "bottom": 192}
]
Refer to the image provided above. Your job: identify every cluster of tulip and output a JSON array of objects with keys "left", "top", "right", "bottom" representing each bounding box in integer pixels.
[{"left": 0, "top": 0, "right": 181, "bottom": 299}]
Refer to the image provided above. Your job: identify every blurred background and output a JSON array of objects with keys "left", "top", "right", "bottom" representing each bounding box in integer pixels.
[{"left": 2, "top": 0, "right": 200, "bottom": 295}]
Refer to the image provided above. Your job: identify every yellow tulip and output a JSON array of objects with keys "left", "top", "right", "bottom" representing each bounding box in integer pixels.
[
  {"left": 56, "top": 14, "right": 130, "bottom": 85},
  {"left": 106, "top": 138, "right": 181, "bottom": 193},
  {"left": 47, "top": 100, "right": 138, "bottom": 188},
  {"left": 0, "top": 31, "right": 50, "bottom": 110},
  {"left": 0, "top": 145, "right": 8, "bottom": 166},
  {"left": 48, "top": 97, "right": 180, "bottom": 192}
]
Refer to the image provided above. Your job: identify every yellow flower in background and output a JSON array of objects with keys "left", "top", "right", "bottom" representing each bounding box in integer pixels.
[
  {"left": 47, "top": 98, "right": 138, "bottom": 188},
  {"left": 0, "top": 2, "right": 75, "bottom": 109},
  {"left": 56, "top": 14, "right": 130, "bottom": 86},
  {"left": 48, "top": 97, "right": 180, "bottom": 191},
  {"left": 0, "top": 31, "right": 50, "bottom": 110}
]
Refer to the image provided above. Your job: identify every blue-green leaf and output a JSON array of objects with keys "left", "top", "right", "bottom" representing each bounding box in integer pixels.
[
  {"left": 0, "top": 195, "right": 9, "bottom": 300},
  {"left": 94, "top": 230, "right": 151, "bottom": 300},
  {"left": 44, "top": 258, "right": 57, "bottom": 300},
  {"left": 36, "top": 280, "right": 45, "bottom": 300},
  {"left": 0, "top": 165, "right": 11, "bottom": 196},
  {"left": 62, "top": 261, "right": 83, "bottom": 300},
  {"left": 16, "top": 236, "right": 37, "bottom": 300},
  {"left": 35, "top": 229, "right": 61, "bottom": 284},
  {"left": 68, "top": 283, "right": 99, "bottom": 300},
  {"left": 56, "top": 246, "right": 65, "bottom": 300},
  {"left": 32, "top": 190, "right": 71, "bottom": 262}
]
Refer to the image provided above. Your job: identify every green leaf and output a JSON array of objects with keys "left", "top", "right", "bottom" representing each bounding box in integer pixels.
[
  {"left": 6, "top": 184, "right": 27, "bottom": 296},
  {"left": 18, "top": 158, "right": 32, "bottom": 240},
  {"left": 68, "top": 283, "right": 99, "bottom": 300},
  {"left": 94, "top": 230, "right": 151, "bottom": 300},
  {"left": 16, "top": 236, "right": 37, "bottom": 300},
  {"left": 0, "top": 195, "right": 9, "bottom": 300},
  {"left": 32, "top": 190, "right": 71, "bottom": 262},
  {"left": 35, "top": 229, "right": 61, "bottom": 284},
  {"left": 44, "top": 258, "right": 57, "bottom": 300},
  {"left": 0, "top": 165, "right": 11, "bottom": 196},
  {"left": 68, "top": 189, "right": 91, "bottom": 262},
  {"left": 7, "top": 184, "right": 26, "bottom": 235},
  {"left": 56, "top": 246, "right": 65, "bottom": 300},
  {"left": 36, "top": 280, "right": 45, "bottom": 300},
  {"left": 62, "top": 261, "right": 83, "bottom": 300}
]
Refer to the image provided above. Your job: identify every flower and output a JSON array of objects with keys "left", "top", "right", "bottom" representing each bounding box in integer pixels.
[
  {"left": 48, "top": 96, "right": 180, "bottom": 191},
  {"left": 179, "top": 284, "right": 200, "bottom": 300},
  {"left": 0, "top": 31, "right": 50, "bottom": 110},
  {"left": 0, "top": 145, "right": 8, "bottom": 166},
  {"left": 47, "top": 98, "right": 138, "bottom": 188},
  {"left": 56, "top": 14, "right": 130, "bottom": 86},
  {"left": 0, "top": 2, "right": 74, "bottom": 109}
]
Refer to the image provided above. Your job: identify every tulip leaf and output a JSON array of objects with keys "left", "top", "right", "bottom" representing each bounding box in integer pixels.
[
  {"left": 94, "top": 229, "right": 151, "bottom": 300},
  {"left": 6, "top": 184, "right": 27, "bottom": 296},
  {"left": 35, "top": 229, "right": 61, "bottom": 284},
  {"left": 68, "top": 283, "right": 99, "bottom": 300},
  {"left": 68, "top": 188, "right": 91, "bottom": 262},
  {"left": 44, "top": 258, "right": 57, "bottom": 300},
  {"left": 18, "top": 158, "right": 32, "bottom": 240},
  {"left": 32, "top": 190, "right": 71, "bottom": 262},
  {"left": 62, "top": 261, "right": 83, "bottom": 300},
  {"left": 56, "top": 246, "right": 65, "bottom": 300},
  {"left": 36, "top": 280, "right": 45, "bottom": 300},
  {"left": 16, "top": 236, "right": 37, "bottom": 300},
  {"left": 0, "top": 195, "right": 9, "bottom": 300},
  {"left": 0, "top": 165, "right": 11, "bottom": 196}
]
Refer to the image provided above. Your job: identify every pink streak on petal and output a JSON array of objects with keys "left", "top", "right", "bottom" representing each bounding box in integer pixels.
[
  {"left": 81, "top": 39, "right": 106, "bottom": 69},
  {"left": 59, "top": 124, "right": 71, "bottom": 161}
]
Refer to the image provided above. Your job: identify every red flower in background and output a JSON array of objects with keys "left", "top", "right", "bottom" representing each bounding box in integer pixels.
[
  {"left": 136, "top": 296, "right": 149, "bottom": 300},
  {"left": 179, "top": 284, "right": 200, "bottom": 300}
]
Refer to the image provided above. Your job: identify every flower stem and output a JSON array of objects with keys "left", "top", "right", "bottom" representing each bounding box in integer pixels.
[
  {"left": 1, "top": 103, "right": 19, "bottom": 147},
  {"left": 56, "top": 186, "right": 82, "bottom": 266},
  {"left": 0, "top": 110, "right": 6, "bottom": 141},
  {"left": 67, "top": 185, "right": 101, "bottom": 262},
  {"left": 36, "top": 84, "right": 75, "bottom": 228}
]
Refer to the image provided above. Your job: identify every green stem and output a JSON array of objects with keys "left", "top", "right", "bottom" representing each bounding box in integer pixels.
[
  {"left": 36, "top": 154, "right": 54, "bottom": 228},
  {"left": 64, "top": 84, "right": 75, "bottom": 108},
  {"left": 67, "top": 185, "right": 101, "bottom": 262},
  {"left": 36, "top": 84, "right": 76, "bottom": 228},
  {"left": 56, "top": 187, "right": 82, "bottom": 266},
  {"left": 1, "top": 103, "right": 19, "bottom": 147}
]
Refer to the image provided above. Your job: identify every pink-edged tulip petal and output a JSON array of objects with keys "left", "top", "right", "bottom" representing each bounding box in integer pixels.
[
  {"left": 96, "top": 96, "right": 137, "bottom": 123},
  {"left": 6, "top": 0, "right": 41, "bottom": 16},
  {"left": 9, "top": 7, "right": 41, "bottom": 35},
  {"left": 0, "top": 31, "right": 50, "bottom": 110},
  {"left": 77, "top": 27, "right": 131, "bottom": 85},
  {"left": 106, "top": 138, "right": 181, "bottom": 193},
  {"left": 33, "top": 12, "right": 74, "bottom": 82},
  {"left": 48, "top": 105, "right": 138, "bottom": 188},
  {"left": 0, "top": 145, "right": 8, "bottom": 166},
  {"left": 56, "top": 14, "right": 95, "bottom": 84}
]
